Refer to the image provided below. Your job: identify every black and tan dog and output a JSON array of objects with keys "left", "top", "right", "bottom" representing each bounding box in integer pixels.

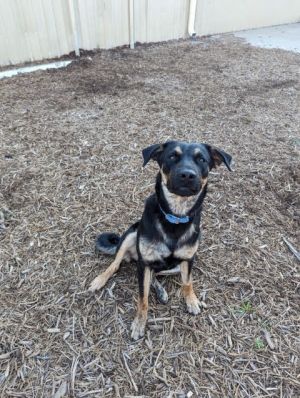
[{"left": 89, "top": 141, "right": 232, "bottom": 340}]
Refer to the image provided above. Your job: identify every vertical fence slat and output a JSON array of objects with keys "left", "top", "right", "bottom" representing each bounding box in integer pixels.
[
  {"left": 68, "top": 0, "right": 81, "bottom": 56},
  {"left": 0, "top": 0, "right": 299, "bottom": 66}
]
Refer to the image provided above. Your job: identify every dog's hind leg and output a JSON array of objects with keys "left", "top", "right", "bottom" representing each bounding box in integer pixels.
[
  {"left": 152, "top": 277, "right": 168, "bottom": 304},
  {"left": 152, "top": 265, "right": 181, "bottom": 304},
  {"left": 89, "top": 231, "right": 137, "bottom": 292}
]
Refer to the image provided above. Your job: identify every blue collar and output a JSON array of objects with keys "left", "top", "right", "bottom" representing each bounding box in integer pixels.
[{"left": 159, "top": 204, "right": 190, "bottom": 224}]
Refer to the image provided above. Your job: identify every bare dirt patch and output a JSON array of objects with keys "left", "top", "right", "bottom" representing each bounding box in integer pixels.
[{"left": 0, "top": 35, "right": 299, "bottom": 397}]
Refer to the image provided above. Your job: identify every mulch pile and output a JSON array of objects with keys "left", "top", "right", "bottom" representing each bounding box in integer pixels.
[{"left": 0, "top": 34, "right": 299, "bottom": 397}]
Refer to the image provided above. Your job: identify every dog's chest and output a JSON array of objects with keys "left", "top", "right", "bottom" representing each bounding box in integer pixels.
[
  {"left": 139, "top": 222, "right": 198, "bottom": 263},
  {"left": 162, "top": 185, "right": 200, "bottom": 215}
]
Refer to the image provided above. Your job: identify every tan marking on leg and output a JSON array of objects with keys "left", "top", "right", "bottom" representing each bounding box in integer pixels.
[
  {"left": 131, "top": 267, "right": 152, "bottom": 340},
  {"left": 89, "top": 232, "right": 136, "bottom": 292},
  {"left": 180, "top": 261, "right": 201, "bottom": 315},
  {"left": 182, "top": 283, "right": 193, "bottom": 298}
]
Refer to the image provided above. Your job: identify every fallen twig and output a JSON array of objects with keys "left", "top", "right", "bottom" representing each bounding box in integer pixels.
[
  {"left": 283, "top": 237, "right": 300, "bottom": 261},
  {"left": 122, "top": 353, "right": 138, "bottom": 392}
]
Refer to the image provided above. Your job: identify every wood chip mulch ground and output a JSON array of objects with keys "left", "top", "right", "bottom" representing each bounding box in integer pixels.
[{"left": 0, "top": 34, "right": 299, "bottom": 397}]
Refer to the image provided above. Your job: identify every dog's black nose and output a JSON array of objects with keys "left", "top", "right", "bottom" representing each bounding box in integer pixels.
[{"left": 179, "top": 169, "right": 196, "bottom": 181}]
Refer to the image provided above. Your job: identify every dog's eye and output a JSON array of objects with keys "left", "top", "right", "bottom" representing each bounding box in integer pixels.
[
  {"left": 169, "top": 153, "right": 179, "bottom": 160},
  {"left": 195, "top": 154, "right": 205, "bottom": 163}
]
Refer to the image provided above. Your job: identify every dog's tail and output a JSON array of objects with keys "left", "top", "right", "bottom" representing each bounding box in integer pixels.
[{"left": 96, "top": 232, "right": 121, "bottom": 255}]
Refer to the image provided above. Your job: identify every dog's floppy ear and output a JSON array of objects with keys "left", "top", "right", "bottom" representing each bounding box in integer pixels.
[
  {"left": 204, "top": 144, "right": 232, "bottom": 171},
  {"left": 142, "top": 143, "right": 164, "bottom": 167}
]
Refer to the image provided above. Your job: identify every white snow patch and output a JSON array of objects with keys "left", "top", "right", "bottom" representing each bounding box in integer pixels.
[{"left": 0, "top": 60, "right": 73, "bottom": 80}]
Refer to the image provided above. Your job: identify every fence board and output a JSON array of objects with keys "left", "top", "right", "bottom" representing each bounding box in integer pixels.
[{"left": 0, "top": 0, "right": 299, "bottom": 66}]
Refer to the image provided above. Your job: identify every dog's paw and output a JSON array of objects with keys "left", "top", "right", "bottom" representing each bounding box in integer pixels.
[
  {"left": 131, "top": 317, "right": 146, "bottom": 340},
  {"left": 88, "top": 274, "right": 107, "bottom": 292},
  {"left": 157, "top": 288, "right": 169, "bottom": 305},
  {"left": 153, "top": 282, "right": 169, "bottom": 304},
  {"left": 186, "top": 296, "right": 201, "bottom": 315}
]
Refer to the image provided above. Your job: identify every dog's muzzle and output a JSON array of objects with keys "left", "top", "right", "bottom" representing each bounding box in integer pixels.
[{"left": 170, "top": 168, "right": 201, "bottom": 196}]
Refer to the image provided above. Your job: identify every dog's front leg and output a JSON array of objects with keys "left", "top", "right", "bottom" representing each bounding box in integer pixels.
[
  {"left": 180, "top": 260, "right": 201, "bottom": 315},
  {"left": 131, "top": 263, "right": 152, "bottom": 340}
]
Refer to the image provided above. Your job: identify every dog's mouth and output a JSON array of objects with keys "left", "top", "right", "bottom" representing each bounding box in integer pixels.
[
  {"left": 163, "top": 170, "right": 205, "bottom": 197},
  {"left": 169, "top": 185, "right": 200, "bottom": 197}
]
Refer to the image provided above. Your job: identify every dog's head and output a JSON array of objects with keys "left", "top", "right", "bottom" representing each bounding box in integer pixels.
[{"left": 142, "top": 141, "right": 232, "bottom": 197}]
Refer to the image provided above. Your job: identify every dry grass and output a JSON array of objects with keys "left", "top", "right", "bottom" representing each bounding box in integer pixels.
[{"left": 0, "top": 34, "right": 299, "bottom": 397}]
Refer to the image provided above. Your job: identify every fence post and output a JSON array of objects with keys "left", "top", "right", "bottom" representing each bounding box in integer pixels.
[
  {"left": 68, "top": 0, "right": 81, "bottom": 56},
  {"left": 129, "top": 0, "right": 135, "bottom": 49}
]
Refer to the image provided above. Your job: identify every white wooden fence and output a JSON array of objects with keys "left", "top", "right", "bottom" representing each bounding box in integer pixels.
[{"left": 0, "top": 0, "right": 299, "bottom": 66}]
